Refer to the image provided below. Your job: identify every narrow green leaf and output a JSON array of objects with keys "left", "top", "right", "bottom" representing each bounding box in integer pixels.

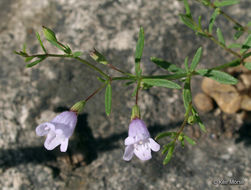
[
  {"left": 26, "top": 57, "right": 46, "bottom": 68},
  {"left": 180, "top": 14, "right": 198, "bottom": 31},
  {"left": 184, "top": 135, "right": 196, "bottom": 145},
  {"left": 22, "top": 44, "right": 26, "bottom": 53},
  {"left": 97, "top": 77, "right": 106, "bottom": 83},
  {"left": 198, "top": 16, "right": 202, "bottom": 29},
  {"left": 208, "top": 8, "right": 220, "bottom": 34},
  {"left": 227, "top": 43, "right": 242, "bottom": 49},
  {"left": 135, "top": 27, "right": 144, "bottom": 75},
  {"left": 105, "top": 83, "right": 112, "bottom": 115},
  {"left": 190, "top": 47, "right": 203, "bottom": 71},
  {"left": 155, "top": 132, "right": 176, "bottom": 140},
  {"left": 48, "top": 40, "right": 65, "bottom": 51},
  {"left": 25, "top": 57, "right": 34, "bottom": 62},
  {"left": 36, "top": 32, "right": 47, "bottom": 53},
  {"left": 216, "top": 28, "right": 225, "bottom": 45},
  {"left": 244, "top": 62, "right": 251, "bottom": 70},
  {"left": 131, "top": 85, "right": 138, "bottom": 97},
  {"left": 42, "top": 26, "right": 57, "bottom": 42},
  {"left": 142, "top": 79, "right": 181, "bottom": 89},
  {"left": 64, "top": 45, "right": 72, "bottom": 54},
  {"left": 162, "top": 142, "right": 174, "bottom": 154},
  {"left": 184, "top": 56, "right": 189, "bottom": 72},
  {"left": 163, "top": 145, "right": 174, "bottom": 165},
  {"left": 183, "top": 0, "right": 191, "bottom": 17},
  {"left": 214, "top": 0, "right": 239, "bottom": 7},
  {"left": 150, "top": 57, "right": 184, "bottom": 73},
  {"left": 196, "top": 69, "right": 238, "bottom": 84},
  {"left": 183, "top": 78, "right": 192, "bottom": 110},
  {"left": 192, "top": 107, "right": 206, "bottom": 132},
  {"left": 73, "top": 51, "right": 83, "bottom": 58},
  {"left": 105, "top": 83, "right": 112, "bottom": 116},
  {"left": 234, "top": 30, "right": 244, "bottom": 40}
]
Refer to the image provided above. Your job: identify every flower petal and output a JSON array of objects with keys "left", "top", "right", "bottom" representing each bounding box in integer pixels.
[
  {"left": 149, "top": 138, "right": 160, "bottom": 152},
  {"left": 51, "top": 111, "right": 77, "bottom": 130},
  {"left": 124, "top": 136, "right": 135, "bottom": 145},
  {"left": 36, "top": 122, "right": 54, "bottom": 136},
  {"left": 123, "top": 145, "right": 134, "bottom": 161},
  {"left": 128, "top": 119, "right": 150, "bottom": 139},
  {"left": 44, "top": 132, "right": 61, "bottom": 150},
  {"left": 134, "top": 144, "right": 152, "bottom": 161},
  {"left": 60, "top": 139, "right": 69, "bottom": 152}
]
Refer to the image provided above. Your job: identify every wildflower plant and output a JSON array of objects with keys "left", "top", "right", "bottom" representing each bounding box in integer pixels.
[{"left": 15, "top": 0, "right": 251, "bottom": 164}]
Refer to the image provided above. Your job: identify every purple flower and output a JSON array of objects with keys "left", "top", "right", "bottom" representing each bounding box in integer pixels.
[
  {"left": 36, "top": 111, "right": 77, "bottom": 152},
  {"left": 123, "top": 118, "right": 160, "bottom": 161}
]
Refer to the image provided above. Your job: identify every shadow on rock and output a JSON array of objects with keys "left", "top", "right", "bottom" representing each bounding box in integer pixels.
[
  {"left": 0, "top": 110, "right": 182, "bottom": 170},
  {"left": 235, "top": 119, "right": 251, "bottom": 146}
]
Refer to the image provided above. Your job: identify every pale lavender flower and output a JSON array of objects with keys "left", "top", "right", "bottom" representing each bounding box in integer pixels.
[
  {"left": 123, "top": 118, "right": 160, "bottom": 161},
  {"left": 36, "top": 111, "right": 77, "bottom": 152}
]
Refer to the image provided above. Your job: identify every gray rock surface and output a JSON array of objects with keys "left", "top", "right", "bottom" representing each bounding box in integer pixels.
[{"left": 0, "top": 0, "right": 251, "bottom": 189}]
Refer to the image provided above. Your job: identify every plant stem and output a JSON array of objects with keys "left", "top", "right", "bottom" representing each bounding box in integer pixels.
[
  {"left": 205, "top": 32, "right": 242, "bottom": 58},
  {"left": 135, "top": 78, "right": 141, "bottom": 105},
  {"left": 173, "top": 102, "right": 192, "bottom": 143},
  {"left": 75, "top": 57, "right": 110, "bottom": 79},
  {"left": 85, "top": 83, "right": 107, "bottom": 102}
]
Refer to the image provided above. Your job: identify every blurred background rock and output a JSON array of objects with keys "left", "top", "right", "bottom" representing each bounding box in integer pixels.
[{"left": 0, "top": 0, "right": 251, "bottom": 189}]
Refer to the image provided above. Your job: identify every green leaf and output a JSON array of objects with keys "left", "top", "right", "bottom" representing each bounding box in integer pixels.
[
  {"left": 190, "top": 47, "right": 203, "bottom": 71},
  {"left": 105, "top": 83, "right": 112, "bottom": 116},
  {"left": 198, "top": 16, "right": 202, "bottom": 29},
  {"left": 208, "top": 8, "right": 220, "bottom": 34},
  {"left": 162, "top": 142, "right": 174, "bottom": 154},
  {"left": 150, "top": 57, "right": 184, "bottom": 73},
  {"left": 36, "top": 32, "right": 47, "bottom": 53},
  {"left": 183, "top": 0, "right": 191, "bottom": 17},
  {"left": 25, "top": 57, "right": 35, "bottom": 62},
  {"left": 184, "top": 56, "right": 189, "bottom": 72},
  {"left": 22, "top": 44, "right": 26, "bottom": 53},
  {"left": 180, "top": 14, "right": 198, "bottom": 31},
  {"left": 192, "top": 107, "right": 206, "bottom": 132},
  {"left": 155, "top": 132, "right": 176, "bottom": 140},
  {"left": 131, "top": 85, "right": 138, "bottom": 97},
  {"left": 26, "top": 56, "right": 46, "bottom": 68},
  {"left": 48, "top": 40, "right": 65, "bottom": 51},
  {"left": 247, "top": 21, "right": 251, "bottom": 27},
  {"left": 73, "top": 51, "right": 83, "bottom": 58},
  {"left": 135, "top": 27, "right": 144, "bottom": 75},
  {"left": 216, "top": 28, "right": 225, "bottom": 45},
  {"left": 64, "top": 45, "right": 72, "bottom": 54},
  {"left": 163, "top": 144, "right": 174, "bottom": 165},
  {"left": 234, "top": 30, "right": 244, "bottom": 40},
  {"left": 183, "top": 78, "right": 192, "bottom": 110},
  {"left": 184, "top": 135, "right": 196, "bottom": 145},
  {"left": 196, "top": 69, "right": 238, "bottom": 84},
  {"left": 214, "top": 0, "right": 239, "bottom": 7},
  {"left": 142, "top": 79, "right": 181, "bottom": 89},
  {"left": 42, "top": 26, "right": 57, "bottom": 42},
  {"left": 228, "top": 43, "right": 242, "bottom": 49},
  {"left": 244, "top": 62, "right": 251, "bottom": 70},
  {"left": 201, "top": 0, "right": 210, "bottom": 6}
]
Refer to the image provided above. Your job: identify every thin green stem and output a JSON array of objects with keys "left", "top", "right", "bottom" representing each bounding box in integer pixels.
[
  {"left": 135, "top": 78, "right": 141, "bottom": 105},
  {"left": 75, "top": 57, "right": 110, "bottom": 79},
  {"left": 85, "top": 83, "right": 107, "bottom": 102},
  {"left": 27, "top": 53, "right": 110, "bottom": 79},
  {"left": 206, "top": 32, "right": 241, "bottom": 58},
  {"left": 173, "top": 102, "right": 192, "bottom": 143}
]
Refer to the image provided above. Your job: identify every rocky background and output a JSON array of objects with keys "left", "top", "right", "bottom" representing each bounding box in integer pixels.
[{"left": 0, "top": 0, "right": 251, "bottom": 189}]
